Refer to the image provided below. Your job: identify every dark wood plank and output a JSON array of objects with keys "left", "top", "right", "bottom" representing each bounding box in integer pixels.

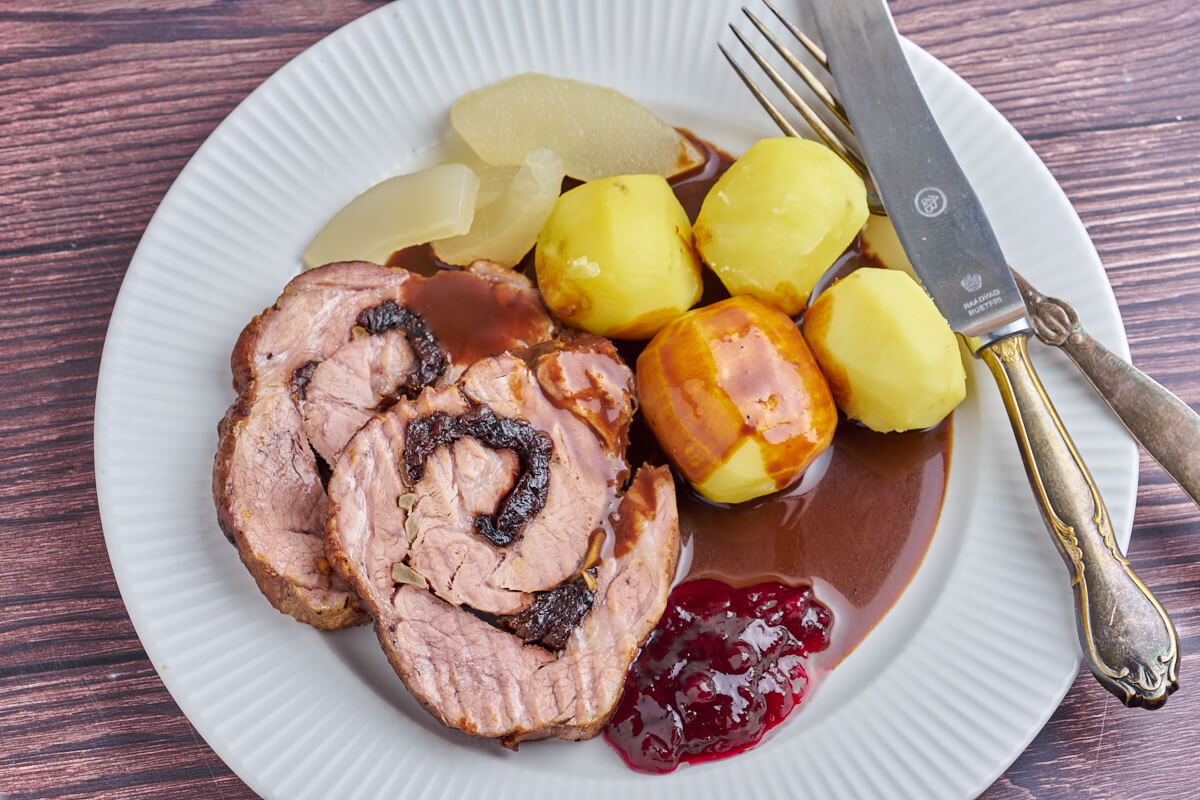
[
  {"left": 0, "top": 40, "right": 334, "bottom": 255},
  {"left": 0, "top": 657, "right": 247, "bottom": 800},
  {"left": 1, "top": 1, "right": 1198, "bottom": 799},
  {"left": 0, "top": 0, "right": 393, "bottom": 255},
  {"left": 896, "top": 0, "right": 1200, "bottom": 138},
  {"left": 1031, "top": 118, "right": 1200, "bottom": 399},
  {"left": 3, "top": 0, "right": 1198, "bottom": 257},
  {"left": 0, "top": 4, "right": 365, "bottom": 795},
  {"left": 959, "top": 16, "right": 1200, "bottom": 800}
]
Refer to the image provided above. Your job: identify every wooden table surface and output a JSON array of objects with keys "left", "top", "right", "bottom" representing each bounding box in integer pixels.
[{"left": 3, "top": 1, "right": 1198, "bottom": 797}]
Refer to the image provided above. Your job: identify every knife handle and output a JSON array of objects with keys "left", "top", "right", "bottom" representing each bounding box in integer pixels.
[
  {"left": 1026, "top": 293, "right": 1200, "bottom": 509},
  {"left": 979, "top": 333, "right": 1179, "bottom": 708}
]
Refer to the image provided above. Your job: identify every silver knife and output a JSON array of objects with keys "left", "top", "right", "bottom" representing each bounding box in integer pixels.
[{"left": 809, "top": 0, "right": 1178, "bottom": 707}]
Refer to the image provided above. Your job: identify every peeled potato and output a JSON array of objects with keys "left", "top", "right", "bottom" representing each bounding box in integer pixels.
[
  {"left": 535, "top": 174, "right": 702, "bottom": 339},
  {"left": 803, "top": 268, "right": 966, "bottom": 432},
  {"left": 303, "top": 163, "right": 478, "bottom": 269},
  {"left": 433, "top": 149, "right": 566, "bottom": 268},
  {"left": 452, "top": 73, "right": 704, "bottom": 181},
  {"left": 694, "top": 138, "right": 869, "bottom": 315},
  {"left": 638, "top": 295, "right": 838, "bottom": 504}
]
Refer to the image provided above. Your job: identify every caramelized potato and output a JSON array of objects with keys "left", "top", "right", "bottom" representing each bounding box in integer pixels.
[
  {"left": 535, "top": 174, "right": 702, "bottom": 339},
  {"left": 303, "top": 163, "right": 478, "bottom": 269},
  {"left": 803, "top": 268, "right": 966, "bottom": 432},
  {"left": 452, "top": 73, "right": 704, "bottom": 181},
  {"left": 693, "top": 138, "right": 869, "bottom": 314},
  {"left": 638, "top": 295, "right": 838, "bottom": 504}
]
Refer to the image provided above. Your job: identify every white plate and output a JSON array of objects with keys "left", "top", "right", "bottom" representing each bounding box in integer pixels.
[{"left": 93, "top": 1, "right": 1137, "bottom": 798}]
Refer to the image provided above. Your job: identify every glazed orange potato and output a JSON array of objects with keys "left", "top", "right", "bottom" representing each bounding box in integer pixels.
[{"left": 637, "top": 295, "right": 838, "bottom": 504}]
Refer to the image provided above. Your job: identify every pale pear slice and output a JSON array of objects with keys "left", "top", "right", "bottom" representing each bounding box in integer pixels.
[
  {"left": 451, "top": 73, "right": 704, "bottom": 181},
  {"left": 303, "top": 163, "right": 479, "bottom": 270},
  {"left": 432, "top": 148, "right": 566, "bottom": 268},
  {"left": 444, "top": 143, "right": 521, "bottom": 208},
  {"left": 473, "top": 162, "right": 521, "bottom": 208}
]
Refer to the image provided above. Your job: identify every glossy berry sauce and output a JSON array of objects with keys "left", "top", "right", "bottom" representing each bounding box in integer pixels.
[{"left": 604, "top": 579, "right": 832, "bottom": 773}]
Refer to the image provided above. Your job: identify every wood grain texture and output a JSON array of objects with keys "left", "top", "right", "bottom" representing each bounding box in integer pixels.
[
  {"left": 901, "top": 0, "right": 1200, "bottom": 132},
  {"left": 0, "top": 1, "right": 1197, "bottom": 798}
]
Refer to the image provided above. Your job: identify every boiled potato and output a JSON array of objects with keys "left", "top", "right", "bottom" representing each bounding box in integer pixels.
[
  {"left": 303, "top": 163, "right": 479, "bottom": 270},
  {"left": 694, "top": 138, "right": 869, "bottom": 314},
  {"left": 433, "top": 148, "right": 565, "bottom": 268},
  {"left": 638, "top": 295, "right": 838, "bottom": 504},
  {"left": 452, "top": 73, "right": 704, "bottom": 181},
  {"left": 803, "top": 268, "right": 965, "bottom": 432},
  {"left": 535, "top": 174, "right": 702, "bottom": 339}
]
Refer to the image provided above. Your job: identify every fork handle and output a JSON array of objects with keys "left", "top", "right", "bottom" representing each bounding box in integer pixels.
[
  {"left": 1028, "top": 300, "right": 1200, "bottom": 509},
  {"left": 979, "top": 333, "right": 1178, "bottom": 708}
]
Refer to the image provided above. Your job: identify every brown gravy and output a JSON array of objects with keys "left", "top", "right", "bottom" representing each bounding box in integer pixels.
[
  {"left": 391, "top": 132, "right": 953, "bottom": 666},
  {"left": 661, "top": 135, "right": 952, "bottom": 665},
  {"left": 679, "top": 422, "right": 950, "bottom": 666},
  {"left": 404, "top": 269, "right": 551, "bottom": 366}
]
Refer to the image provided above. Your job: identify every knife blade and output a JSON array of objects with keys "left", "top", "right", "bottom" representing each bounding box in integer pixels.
[
  {"left": 809, "top": 0, "right": 1028, "bottom": 342},
  {"left": 806, "top": 0, "right": 1178, "bottom": 709}
]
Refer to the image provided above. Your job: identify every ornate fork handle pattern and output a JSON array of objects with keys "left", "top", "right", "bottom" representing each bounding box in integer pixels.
[
  {"left": 1015, "top": 271, "right": 1200, "bottom": 509},
  {"left": 981, "top": 335, "right": 1178, "bottom": 707}
]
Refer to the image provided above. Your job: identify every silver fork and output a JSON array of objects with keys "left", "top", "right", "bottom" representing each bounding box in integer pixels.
[
  {"left": 722, "top": 0, "right": 1185, "bottom": 708},
  {"left": 723, "top": 0, "right": 1200, "bottom": 514}
]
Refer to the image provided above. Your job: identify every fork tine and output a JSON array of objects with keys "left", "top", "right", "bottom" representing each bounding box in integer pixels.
[
  {"left": 740, "top": 7, "right": 849, "bottom": 128},
  {"left": 725, "top": 3, "right": 886, "bottom": 215},
  {"left": 762, "top": 0, "right": 828, "bottom": 69},
  {"left": 727, "top": 23, "right": 869, "bottom": 178},
  {"left": 718, "top": 43, "right": 803, "bottom": 139}
]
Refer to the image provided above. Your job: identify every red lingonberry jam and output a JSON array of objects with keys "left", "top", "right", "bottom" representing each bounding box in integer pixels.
[{"left": 604, "top": 579, "right": 832, "bottom": 773}]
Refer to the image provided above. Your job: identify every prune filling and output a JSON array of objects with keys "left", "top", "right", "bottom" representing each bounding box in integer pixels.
[
  {"left": 356, "top": 299, "right": 447, "bottom": 396},
  {"left": 289, "top": 301, "right": 445, "bottom": 409},
  {"left": 492, "top": 573, "right": 595, "bottom": 651},
  {"left": 403, "top": 405, "right": 553, "bottom": 547},
  {"left": 289, "top": 359, "right": 320, "bottom": 402},
  {"left": 312, "top": 447, "right": 332, "bottom": 490}
]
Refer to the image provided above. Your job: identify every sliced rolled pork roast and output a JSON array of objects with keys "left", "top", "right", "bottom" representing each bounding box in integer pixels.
[
  {"left": 213, "top": 260, "right": 557, "bottom": 629},
  {"left": 325, "top": 334, "right": 681, "bottom": 744}
]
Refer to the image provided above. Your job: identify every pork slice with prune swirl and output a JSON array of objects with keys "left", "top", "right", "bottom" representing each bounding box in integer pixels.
[
  {"left": 213, "top": 260, "right": 556, "bottom": 629},
  {"left": 324, "top": 334, "right": 681, "bottom": 743}
]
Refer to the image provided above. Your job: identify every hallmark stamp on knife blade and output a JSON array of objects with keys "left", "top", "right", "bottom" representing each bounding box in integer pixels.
[
  {"left": 915, "top": 187, "right": 948, "bottom": 218},
  {"left": 963, "top": 285, "right": 1003, "bottom": 317}
]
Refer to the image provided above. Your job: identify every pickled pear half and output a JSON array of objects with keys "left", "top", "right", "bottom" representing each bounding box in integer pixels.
[
  {"left": 433, "top": 149, "right": 566, "bottom": 268},
  {"left": 303, "top": 163, "right": 478, "bottom": 269},
  {"left": 452, "top": 73, "right": 704, "bottom": 181}
]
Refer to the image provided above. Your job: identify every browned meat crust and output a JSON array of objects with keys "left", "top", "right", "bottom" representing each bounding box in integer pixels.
[
  {"left": 213, "top": 261, "right": 556, "bottom": 628},
  {"left": 325, "top": 336, "right": 681, "bottom": 741}
]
